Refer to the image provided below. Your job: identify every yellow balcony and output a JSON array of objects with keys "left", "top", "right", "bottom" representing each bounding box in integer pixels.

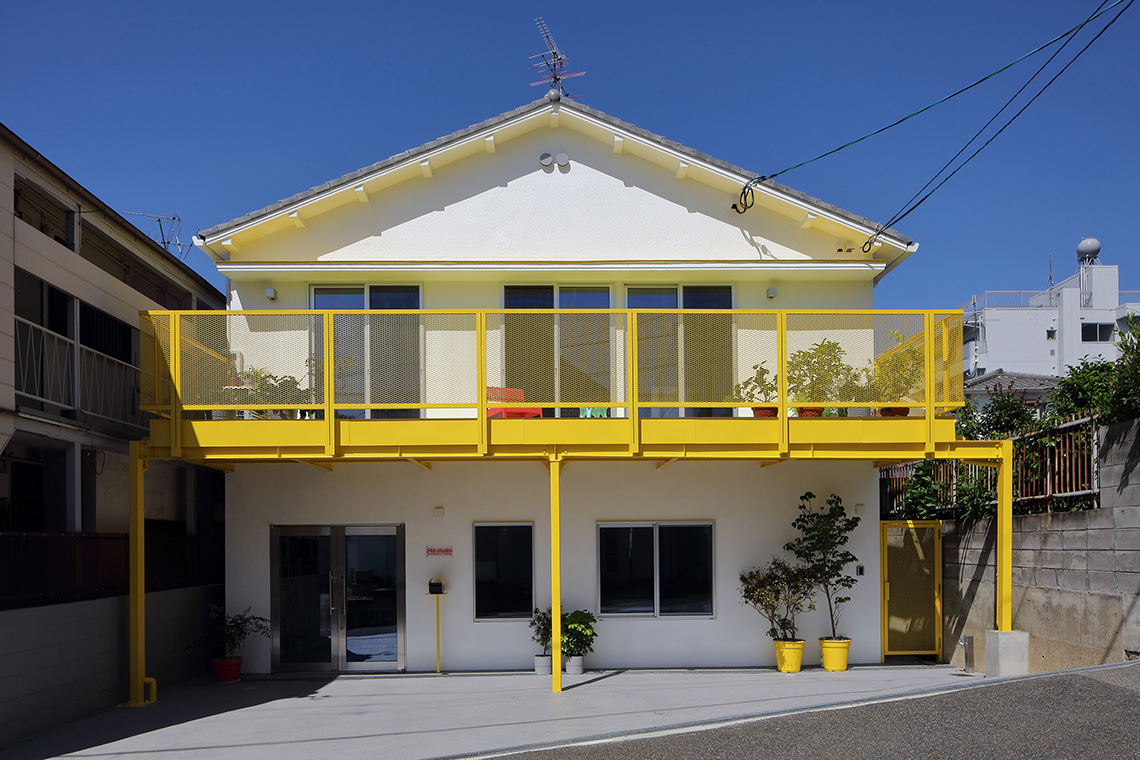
[{"left": 139, "top": 309, "right": 966, "bottom": 463}]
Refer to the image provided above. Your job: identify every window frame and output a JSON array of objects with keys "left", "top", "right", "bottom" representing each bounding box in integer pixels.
[
  {"left": 472, "top": 522, "right": 535, "bottom": 622},
  {"left": 596, "top": 521, "right": 715, "bottom": 620}
]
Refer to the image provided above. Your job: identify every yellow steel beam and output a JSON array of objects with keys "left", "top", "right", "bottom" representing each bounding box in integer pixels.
[
  {"left": 549, "top": 454, "right": 563, "bottom": 693},
  {"left": 996, "top": 439, "right": 1013, "bottom": 631},
  {"left": 127, "top": 441, "right": 155, "bottom": 706}
]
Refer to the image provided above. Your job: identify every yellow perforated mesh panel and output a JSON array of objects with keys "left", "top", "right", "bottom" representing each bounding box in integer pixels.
[
  {"left": 786, "top": 313, "right": 927, "bottom": 404},
  {"left": 485, "top": 312, "right": 626, "bottom": 405},
  {"left": 634, "top": 313, "right": 778, "bottom": 404},
  {"left": 933, "top": 313, "right": 964, "bottom": 404},
  {"left": 179, "top": 313, "right": 322, "bottom": 407},
  {"left": 139, "top": 313, "right": 171, "bottom": 410},
  {"left": 331, "top": 313, "right": 478, "bottom": 406},
  {"left": 884, "top": 522, "right": 940, "bottom": 654}
]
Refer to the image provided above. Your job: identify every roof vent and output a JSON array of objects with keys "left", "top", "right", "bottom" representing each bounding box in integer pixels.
[
  {"left": 547, "top": 88, "right": 561, "bottom": 102},
  {"left": 1077, "top": 237, "right": 1100, "bottom": 265}
]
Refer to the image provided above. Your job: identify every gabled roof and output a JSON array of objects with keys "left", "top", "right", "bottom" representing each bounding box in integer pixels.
[
  {"left": 964, "top": 369, "right": 1059, "bottom": 393},
  {"left": 195, "top": 92, "right": 914, "bottom": 274},
  {"left": 199, "top": 93, "right": 911, "bottom": 245}
]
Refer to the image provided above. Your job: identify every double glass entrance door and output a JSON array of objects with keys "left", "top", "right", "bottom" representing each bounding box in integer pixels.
[{"left": 272, "top": 525, "right": 406, "bottom": 672}]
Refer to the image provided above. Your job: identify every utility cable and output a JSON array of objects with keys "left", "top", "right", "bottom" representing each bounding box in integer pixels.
[
  {"left": 862, "top": 0, "right": 1132, "bottom": 250},
  {"left": 731, "top": 0, "right": 1130, "bottom": 214},
  {"left": 862, "top": 0, "right": 1112, "bottom": 249}
]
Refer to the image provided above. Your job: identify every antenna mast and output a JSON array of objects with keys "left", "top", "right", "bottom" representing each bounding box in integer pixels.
[
  {"left": 122, "top": 211, "right": 192, "bottom": 259},
  {"left": 529, "top": 17, "right": 585, "bottom": 98}
]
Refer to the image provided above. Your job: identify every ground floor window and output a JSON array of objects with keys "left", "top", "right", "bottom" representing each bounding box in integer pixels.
[
  {"left": 598, "top": 522, "right": 713, "bottom": 616},
  {"left": 474, "top": 524, "right": 533, "bottom": 619}
]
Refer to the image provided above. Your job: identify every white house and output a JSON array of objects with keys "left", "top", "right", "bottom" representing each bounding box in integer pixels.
[{"left": 129, "top": 93, "right": 1014, "bottom": 694}]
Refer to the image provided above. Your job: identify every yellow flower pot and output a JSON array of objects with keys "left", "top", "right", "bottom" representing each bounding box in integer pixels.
[
  {"left": 820, "top": 638, "right": 851, "bottom": 672},
  {"left": 774, "top": 639, "right": 806, "bottom": 673}
]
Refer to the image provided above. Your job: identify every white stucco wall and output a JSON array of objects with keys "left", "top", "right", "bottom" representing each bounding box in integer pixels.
[
  {"left": 232, "top": 129, "right": 862, "bottom": 267},
  {"left": 226, "top": 459, "right": 881, "bottom": 673}
]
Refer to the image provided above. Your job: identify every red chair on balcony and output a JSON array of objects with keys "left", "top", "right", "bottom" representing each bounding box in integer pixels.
[{"left": 486, "top": 387, "right": 543, "bottom": 419}]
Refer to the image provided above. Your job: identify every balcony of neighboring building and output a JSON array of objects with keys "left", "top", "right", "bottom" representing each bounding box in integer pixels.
[{"left": 139, "top": 308, "right": 965, "bottom": 463}]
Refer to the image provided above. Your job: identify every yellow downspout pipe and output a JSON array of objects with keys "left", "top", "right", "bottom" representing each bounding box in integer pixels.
[
  {"left": 127, "top": 440, "right": 156, "bottom": 705},
  {"left": 549, "top": 454, "right": 563, "bottom": 693},
  {"left": 996, "top": 439, "right": 1013, "bottom": 631}
]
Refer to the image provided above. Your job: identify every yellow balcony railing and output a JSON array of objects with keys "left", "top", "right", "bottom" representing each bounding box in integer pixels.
[{"left": 139, "top": 309, "right": 964, "bottom": 459}]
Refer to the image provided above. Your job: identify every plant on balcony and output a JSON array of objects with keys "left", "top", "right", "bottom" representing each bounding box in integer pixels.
[
  {"left": 872, "top": 330, "right": 924, "bottom": 416},
  {"left": 786, "top": 339, "right": 857, "bottom": 417},
  {"left": 725, "top": 361, "right": 778, "bottom": 417},
  {"left": 238, "top": 367, "right": 309, "bottom": 418},
  {"left": 739, "top": 557, "right": 816, "bottom": 672},
  {"left": 784, "top": 491, "right": 860, "bottom": 671}
]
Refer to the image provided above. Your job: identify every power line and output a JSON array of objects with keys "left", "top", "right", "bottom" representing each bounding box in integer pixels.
[
  {"left": 731, "top": 0, "right": 1131, "bottom": 215},
  {"left": 862, "top": 0, "right": 1133, "bottom": 250}
]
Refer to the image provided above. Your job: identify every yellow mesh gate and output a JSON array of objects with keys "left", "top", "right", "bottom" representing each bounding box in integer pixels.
[{"left": 881, "top": 520, "right": 942, "bottom": 657}]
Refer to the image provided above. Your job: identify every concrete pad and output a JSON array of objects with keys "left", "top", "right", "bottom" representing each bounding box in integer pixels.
[
  {"left": 0, "top": 667, "right": 984, "bottom": 760},
  {"left": 987, "top": 631, "right": 1030, "bottom": 677}
]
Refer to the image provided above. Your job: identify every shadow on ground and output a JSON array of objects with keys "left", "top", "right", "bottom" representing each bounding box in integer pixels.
[{"left": 1, "top": 675, "right": 335, "bottom": 760}]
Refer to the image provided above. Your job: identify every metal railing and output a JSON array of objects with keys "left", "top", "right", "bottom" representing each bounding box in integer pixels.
[
  {"left": 140, "top": 309, "right": 965, "bottom": 424},
  {"left": 15, "top": 317, "right": 147, "bottom": 430},
  {"left": 961, "top": 290, "right": 1095, "bottom": 312}
]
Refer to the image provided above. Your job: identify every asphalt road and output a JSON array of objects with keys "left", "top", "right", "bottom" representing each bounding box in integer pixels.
[{"left": 500, "top": 663, "right": 1140, "bottom": 760}]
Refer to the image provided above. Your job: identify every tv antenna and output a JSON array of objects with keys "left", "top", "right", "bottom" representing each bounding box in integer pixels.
[
  {"left": 529, "top": 17, "right": 585, "bottom": 98},
  {"left": 122, "top": 211, "right": 193, "bottom": 259}
]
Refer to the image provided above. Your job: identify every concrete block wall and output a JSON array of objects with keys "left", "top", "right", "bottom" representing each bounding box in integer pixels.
[
  {"left": 0, "top": 585, "right": 219, "bottom": 750},
  {"left": 943, "top": 419, "right": 1140, "bottom": 673}
]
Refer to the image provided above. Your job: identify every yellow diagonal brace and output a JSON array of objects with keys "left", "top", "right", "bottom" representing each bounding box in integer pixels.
[{"left": 549, "top": 454, "right": 563, "bottom": 693}]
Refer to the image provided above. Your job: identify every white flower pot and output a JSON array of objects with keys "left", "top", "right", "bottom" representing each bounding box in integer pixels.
[
  {"left": 534, "top": 654, "right": 552, "bottom": 675},
  {"left": 565, "top": 655, "right": 584, "bottom": 675}
]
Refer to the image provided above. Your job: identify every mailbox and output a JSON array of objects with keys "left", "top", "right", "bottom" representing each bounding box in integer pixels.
[{"left": 428, "top": 577, "right": 445, "bottom": 595}]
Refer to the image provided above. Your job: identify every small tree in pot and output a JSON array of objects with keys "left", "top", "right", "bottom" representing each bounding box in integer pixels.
[
  {"left": 529, "top": 607, "right": 553, "bottom": 674},
  {"left": 739, "top": 557, "right": 816, "bottom": 672},
  {"left": 725, "top": 361, "right": 779, "bottom": 417},
  {"left": 784, "top": 491, "right": 861, "bottom": 671},
  {"left": 562, "top": 609, "right": 598, "bottom": 675},
  {"left": 192, "top": 605, "right": 271, "bottom": 682}
]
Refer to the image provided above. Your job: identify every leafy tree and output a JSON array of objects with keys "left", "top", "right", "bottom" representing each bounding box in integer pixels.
[
  {"left": 739, "top": 557, "right": 817, "bottom": 641},
  {"left": 898, "top": 460, "right": 950, "bottom": 519},
  {"left": 1108, "top": 315, "right": 1140, "bottom": 424},
  {"left": 1050, "top": 358, "right": 1115, "bottom": 417},
  {"left": 784, "top": 492, "right": 860, "bottom": 639},
  {"left": 977, "top": 386, "right": 1038, "bottom": 438}
]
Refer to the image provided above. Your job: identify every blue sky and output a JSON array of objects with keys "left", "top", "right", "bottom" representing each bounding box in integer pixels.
[{"left": 3, "top": 1, "right": 1137, "bottom": 308}]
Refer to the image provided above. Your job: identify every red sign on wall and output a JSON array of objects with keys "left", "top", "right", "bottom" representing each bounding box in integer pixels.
[{"left": 426, "top": 546, "right": 453, "bottom": 557}]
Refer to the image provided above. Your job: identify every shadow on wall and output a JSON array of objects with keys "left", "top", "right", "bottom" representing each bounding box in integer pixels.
[
  {"left": 1102, "top": 420, "right": 1140, "bottom": 503},
  {"left": 943, "top": 518, "right": 996, "bottom": 660},
  {"left": 2, "top": 676, "right": 336, "bottom": 758}
]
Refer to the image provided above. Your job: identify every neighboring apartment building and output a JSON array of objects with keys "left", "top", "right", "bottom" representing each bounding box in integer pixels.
[
  {"left": 963, "top": 239, "right": 1140, "bottom": 378},
  {"left": 130, "top": 93, "right": 1014, "bottom": 695},
  {"left": 0, "top": 122, "right": 226, "bottom": 746}
]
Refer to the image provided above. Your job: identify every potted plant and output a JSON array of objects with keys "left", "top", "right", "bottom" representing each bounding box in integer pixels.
[
  {"left": 873, "top": 330, "right": 924, "bottom": 416},
  {"left": 562, "top": 609, "right": 598, "bottom": 675},
  {"left": 738, "top": 557, "right": 817, "bottom": 672},
  {"left": 725, "top": 361, "right": 779, "bottom": 417},
  {"left": 192, "top": 604, "right": 271, "bottom": 682},
  {"left": 784, "top": 491, "right": 861, "bottom": 672},
  {"left": 529, "top": 607, "right": 553, "bottom": 674},
  {"left": 786, "top": 339, "right": 855, "bottom": 418}
]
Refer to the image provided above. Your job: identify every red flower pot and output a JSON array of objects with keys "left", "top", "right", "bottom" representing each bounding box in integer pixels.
[
  {"left": 751, "top": 407, "right": 777, "bottom": 418},
  {"left": 796, "top": 407, "right": 824, "bottom": 418},
  {"left": 211, "top": 657, "right": 242, "bottom": 683},
  {"left": 879, "top": 407, "right": 909, "bottom": 417}
]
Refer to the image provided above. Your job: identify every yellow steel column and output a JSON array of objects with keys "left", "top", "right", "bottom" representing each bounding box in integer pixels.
[
  {"left": 323, "top": 311, "right": 335, "bottom": 456},
  {"left": 477, "top": 311, "right": 488, "bottom": 455},
  {"left": 170, "top": 314, "right": 182, "bottom": 458},
  {"left": 549, "top": 454, "right": 563, "bottom": 693},
  {"left": 923, "top": 312, "right": 936, "bottom": 456},
  {"left": 628, "top": 312, "right": 640, "bottom": 455},
  {"left": 777, "top": 312, "right": 789, "bottom": 455},
  {"left": 127, "top": 440, "right": 154, "bottom": 705},
  {"left": 996, "top": 439, "right": 1013, "bottom": 631}
]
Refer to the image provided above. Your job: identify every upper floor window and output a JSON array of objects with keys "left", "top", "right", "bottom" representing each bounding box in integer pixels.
[
  {"left": 14, "top": 178, "right": 72, "bottom": 248},
  {"left": 1081, "top": 323, "right": 1114, "bottom": 342}
]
